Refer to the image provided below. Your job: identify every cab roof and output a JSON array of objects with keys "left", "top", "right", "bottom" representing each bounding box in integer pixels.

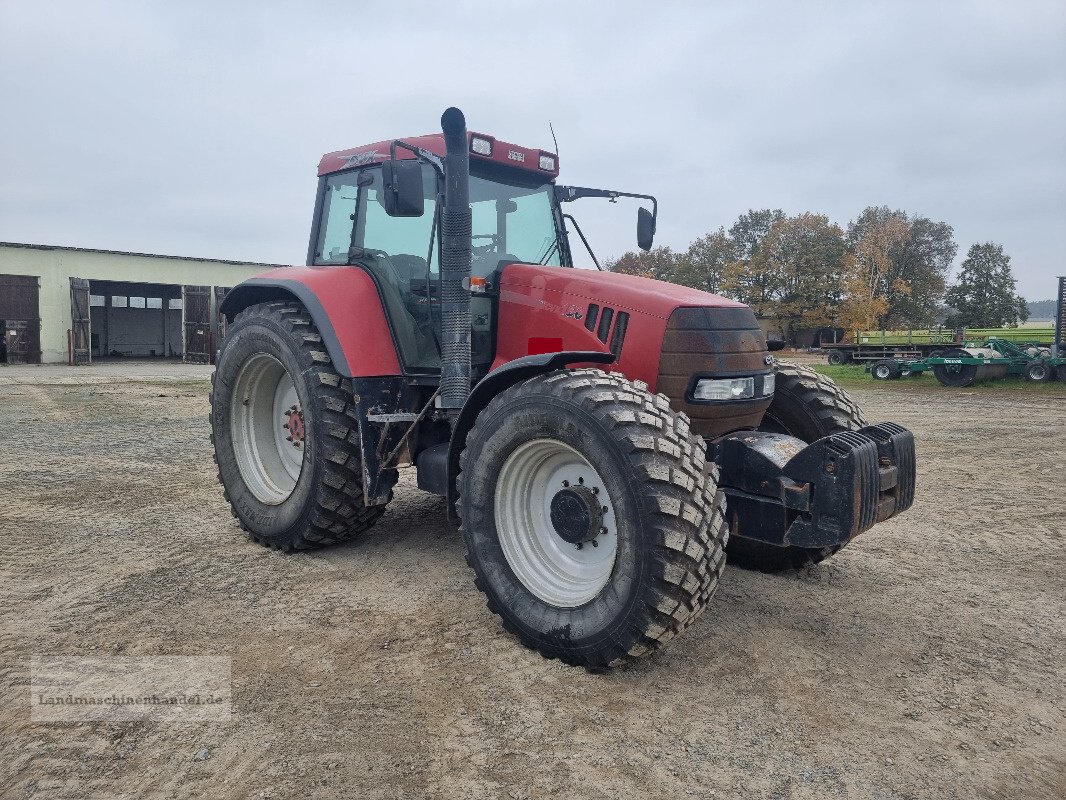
[{"left": 318, "top": 132, "right": 560, "bottom": 180}]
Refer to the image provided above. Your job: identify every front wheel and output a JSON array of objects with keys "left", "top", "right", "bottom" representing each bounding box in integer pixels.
[
  {"left": 871, "top": 359, "right": 901, "bottom": 380},
  {"left": 458, "top": 369, "right": 727, "bottom": 669}
]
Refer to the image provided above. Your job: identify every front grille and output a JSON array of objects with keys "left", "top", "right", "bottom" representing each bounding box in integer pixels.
[{"left": 657, "top": 306, "right": 772, "bottom": 439}]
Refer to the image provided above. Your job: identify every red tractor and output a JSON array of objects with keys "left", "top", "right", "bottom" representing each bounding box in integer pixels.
[{"left": 211, "top": 108, "right": 915, "bottom": 669}]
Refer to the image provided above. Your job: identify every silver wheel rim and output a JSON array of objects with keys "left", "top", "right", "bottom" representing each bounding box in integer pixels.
[
  {"left": 230, "top": 354, "right": 305, "bottom": 505},
  {"left": 494, "top": 438, "right": 618, "bottom": 608},
  {"left": 875, "top": 365, "right": 890, "bottom": 379}
]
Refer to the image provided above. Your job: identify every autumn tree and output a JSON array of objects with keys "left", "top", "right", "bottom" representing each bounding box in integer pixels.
[
  {"left": 944, "top": 243, "right": 1028, "bottom": 328},
  {"left": 605, "top": 246, "right": 689, "bottom": 283},
  {"left": 846, "top": 207, "right": 956, "bottom": 329},
  {"left": 669, "top": 228, "right": 735, "bottom": 294},
  {"left": 724, "top": 214, "right": 848, "bottom": 339},
  {"left": 838, "top": 214, "right": 908, "bottom": 333}
]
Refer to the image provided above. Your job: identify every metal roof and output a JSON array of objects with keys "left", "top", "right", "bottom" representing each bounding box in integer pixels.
[{"left": 0, "top": 241, "right": 284, "bottom": 268}]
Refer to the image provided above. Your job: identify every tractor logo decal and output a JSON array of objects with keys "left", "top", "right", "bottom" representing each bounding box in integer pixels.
[
  {"left": 563, "top": 305, "right": 584, "bottom": 320},
  {"left": 340, "top": 151, "right": 380, "bottom": 168},
  {"left": 764, "top": 355, "right": 775, "bottom": 365}
]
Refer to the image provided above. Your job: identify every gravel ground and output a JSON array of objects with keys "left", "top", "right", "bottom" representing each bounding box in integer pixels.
[{"left": 1, "top": 362, "right": 1064, "bottom": 799}]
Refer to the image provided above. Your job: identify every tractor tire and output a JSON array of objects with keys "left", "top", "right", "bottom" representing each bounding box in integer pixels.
[
  {"left": 827, "top": 350, "right": 846, "bottom": 365},
  {"left": 731, "top": 360, "right": 868, "bottom": 572},
  {"left": 458, "top": 368, "right": 727, "bottom": 670},
  {"left": 871, "top": 359, "right": 901, "bottom": 381},
  {"left": 1024, "top": 359, "right": 1052, "bottom": 382},
  {"left": 210, "top": 301, "right": 393, "bottom": 551}
]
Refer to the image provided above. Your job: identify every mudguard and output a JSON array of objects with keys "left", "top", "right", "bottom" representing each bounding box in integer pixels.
[
  {"left": 219, "top": 266, "right": 402, "bottom": 377},
  {"left": 440, "top": 351, "right": 616, "bottom": 506}
]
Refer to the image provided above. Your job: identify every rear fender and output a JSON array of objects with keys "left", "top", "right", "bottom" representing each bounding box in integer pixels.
[
  {"left": 442, "top": 351, "right": 615, "bottom": 507},
  {"left": 220, "top": 267, "right": 401, "bottom": 377}
]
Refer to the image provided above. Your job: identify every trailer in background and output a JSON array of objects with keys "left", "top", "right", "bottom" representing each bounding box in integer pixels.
[{"left": 823, "top": 324, "right": 1057, "bottom": 364}]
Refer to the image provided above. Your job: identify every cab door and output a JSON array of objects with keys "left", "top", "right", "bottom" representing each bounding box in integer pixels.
[{"left": 311, "top": 164, "right": 442, "bottom": 376}]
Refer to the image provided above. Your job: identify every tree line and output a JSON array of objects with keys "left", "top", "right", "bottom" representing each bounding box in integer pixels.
[{"left": 605, "top": 207, "right": 1029, "bottom": 339}]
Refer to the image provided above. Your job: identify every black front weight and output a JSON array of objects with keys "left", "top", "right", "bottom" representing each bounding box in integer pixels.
[{"left": 708, "top": 423, "right": 916, "bottom": 549}]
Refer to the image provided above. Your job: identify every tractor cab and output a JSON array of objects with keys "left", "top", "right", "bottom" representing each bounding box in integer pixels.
[{"left": 306, "top": 131, "right": 655, "bottom": 381}]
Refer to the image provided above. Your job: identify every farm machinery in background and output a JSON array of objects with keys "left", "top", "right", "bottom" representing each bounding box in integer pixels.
[
  {"left": 822, "top": 324, "right": 1057, "bottom": 366},
  {"left": 866, "top": 277, "right": 1066, "bottom": 387},
  {"left": 208, "top": 108, "right": 917, "bottom": 670}
]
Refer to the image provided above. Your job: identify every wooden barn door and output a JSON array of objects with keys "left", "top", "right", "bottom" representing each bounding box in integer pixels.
[
  {"left": 69, "top": 278, "right": 91, "bottom": 365},
  {"left": 182, "top": 285, "right": 211, "bottom": 364}
]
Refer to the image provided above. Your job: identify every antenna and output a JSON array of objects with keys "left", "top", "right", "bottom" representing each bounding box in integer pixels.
[{"left": 549, "top": 121, "right": 560, "bottom": 159}]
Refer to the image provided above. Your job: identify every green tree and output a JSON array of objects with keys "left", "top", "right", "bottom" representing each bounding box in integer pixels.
[
  {"left": 944, "top": 243, "right": 1027, "bottom": 328},
  {"left": 729, "top": 209, "right": 785, "bottom": 260},
  {"left": 846, "top": 207, "right": 956, "bottom": 328}
]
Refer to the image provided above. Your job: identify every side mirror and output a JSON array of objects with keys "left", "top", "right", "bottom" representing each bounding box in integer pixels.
[
  {"left": 637, "top": 206, "right": 655, "bottom": 251},
  {"left": 382, "top": 159, "right": 425, "bottom": 217}
]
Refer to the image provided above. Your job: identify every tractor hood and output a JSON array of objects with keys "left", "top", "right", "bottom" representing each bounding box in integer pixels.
[
  {"left": 493, "top": 264, "right": 772, "bottom": 441},
  {"left": 498, "top": 264, "right": 747, "bottom": 321}
]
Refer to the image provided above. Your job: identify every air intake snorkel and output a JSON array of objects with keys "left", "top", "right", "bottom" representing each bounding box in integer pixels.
[{"left": 439, "top": 107, "right": 473, "bottom": 414}]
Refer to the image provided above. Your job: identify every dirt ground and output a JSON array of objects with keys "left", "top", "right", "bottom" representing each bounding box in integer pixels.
[{"left": 1, "top": 362, "right": 1064, "bottom": 800}]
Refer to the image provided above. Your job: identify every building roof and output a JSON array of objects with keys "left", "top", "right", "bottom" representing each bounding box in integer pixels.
[{"left": 0, "top": 241, "right": 284, "bottom": 269}]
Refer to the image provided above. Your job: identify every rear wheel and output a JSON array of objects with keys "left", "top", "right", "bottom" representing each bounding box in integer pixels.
[
  {"left": 732, "top": 360, "right": 867, "bottom": 572},
  {"left": 827, "top": 350, "right": 847, "bottom": 365},
  {"left": 458, "top": 369, "right": 727, "bottom": 669},
  {"left": 1025, "top": 360, "right": 1052, "bottom": 382},
  {"left": 211, "top": 301, "right": 393, "bottom": 551}
]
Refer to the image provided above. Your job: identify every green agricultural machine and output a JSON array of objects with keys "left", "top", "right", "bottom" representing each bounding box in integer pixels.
[{"left": 868, "top": 338, "right": 1065, "bottom": 387}]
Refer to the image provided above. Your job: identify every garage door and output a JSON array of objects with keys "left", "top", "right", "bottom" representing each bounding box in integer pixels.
[
  {"left": 69, "top": 278, "right": 92, "bottom": 365},
  {"left": 182, "top": 285, "right": 211, "bottom": 364},
  {"left": 0, "top": 274, "right": 42, "bottom": 364}
]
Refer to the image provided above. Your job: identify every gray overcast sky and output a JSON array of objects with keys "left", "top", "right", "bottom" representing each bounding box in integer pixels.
[{"left": 1, "top": 1, "right": 1063, "bottom": 299}]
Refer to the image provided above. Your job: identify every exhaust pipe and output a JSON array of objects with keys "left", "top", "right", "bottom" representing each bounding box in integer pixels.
[{"left": 439, "top": 107, "right": 472, "bottom": 411}]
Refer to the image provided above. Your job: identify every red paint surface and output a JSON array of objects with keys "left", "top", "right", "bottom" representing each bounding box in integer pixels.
[
  {"left": 318, "top": 133, "right": 559, "bottom": 180},
  {"left": 527, "top": 337, "right": 564, "bottom": 355},
  {"left": 494, "top": 264, "right": 746, "bottom": 390},
  {"left": 251, "top": 266, "right": 402, "bottom": 377}
]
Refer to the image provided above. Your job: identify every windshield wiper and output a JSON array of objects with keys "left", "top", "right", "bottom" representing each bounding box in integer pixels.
[{"left": 537, "top": 239, "right": 560, "bottom": 265}]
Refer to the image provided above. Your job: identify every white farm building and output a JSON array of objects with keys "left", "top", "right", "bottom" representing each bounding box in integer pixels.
[{"left": 0, "top": 242, "right": 279, "bottom": 365}]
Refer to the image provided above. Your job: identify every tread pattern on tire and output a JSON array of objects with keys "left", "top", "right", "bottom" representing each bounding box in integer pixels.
[
  {"left": 732, "top": 359, "right": 867, "bottom": 572},
  {"left": 457, "top": 368, "right": 729, "bottom": 669},
  {"left": 211, "top": 301, "right": 391, "bottom": 551},
  {"left": 772, "top": 360, "right": 867, "bottom": 432}
]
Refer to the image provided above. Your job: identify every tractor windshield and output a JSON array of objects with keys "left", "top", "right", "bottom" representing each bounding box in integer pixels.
[{"left": 468, "top": 168, "right": 562, "bottom": 276}]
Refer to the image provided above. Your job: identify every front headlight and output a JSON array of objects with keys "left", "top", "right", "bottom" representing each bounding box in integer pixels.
[
  {"left": 763, "top": 372, "right": 775, "bottom": 395},
  {"left": 693, "top": 377, "right": 755, "bottom": 401}
]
